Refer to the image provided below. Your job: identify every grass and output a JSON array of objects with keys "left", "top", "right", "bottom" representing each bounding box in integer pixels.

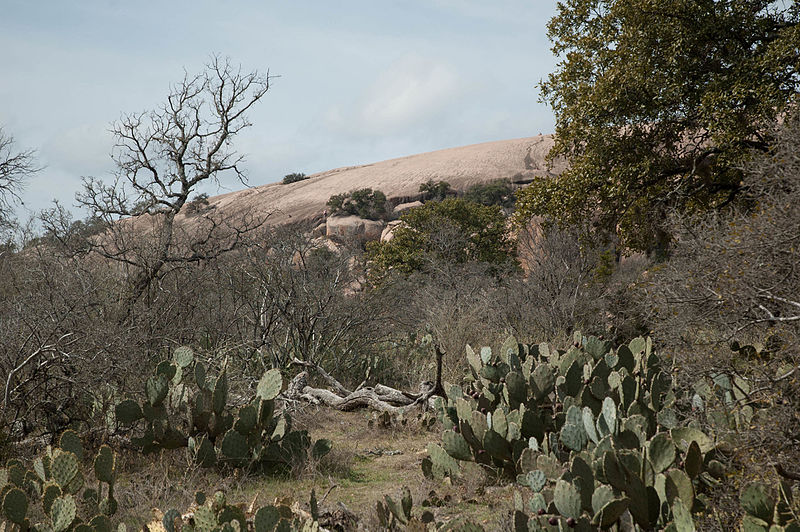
[{"left": 104, "top": 405, "right": 520, "bottom": 530}]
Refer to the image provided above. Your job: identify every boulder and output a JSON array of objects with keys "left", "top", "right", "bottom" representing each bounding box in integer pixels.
[
  {"left": 326, "top": 215, "right": 384, "bottom": 242},
  {"left": 381, "top": 220, "right": 403, "bottom": 243},
  {"left": 310, "top": 222, "right": 327, "bottom": 238},
  {"left": 393, "top": 200, "right": 423, "bottom": 215}
]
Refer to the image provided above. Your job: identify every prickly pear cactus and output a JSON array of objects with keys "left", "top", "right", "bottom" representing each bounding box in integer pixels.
[
  {"left": 427, "top": 332, "right": 782, "bottom": 530},
  {"left": 112, "top": 346, "right": 330, "bottom": 474},
  {"left": 0, "top": 435, "right": 120, "bottom": 531}
]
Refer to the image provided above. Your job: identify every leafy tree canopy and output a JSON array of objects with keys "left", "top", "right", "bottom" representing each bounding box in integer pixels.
[
  {"left": 419, "top": 179, "right": 452, "bottom": 202},
  {"left": 515, "top": 0, "right": 800, "bottom": 252},
  {"left": 282, "top": 172, "right": 308, "bottom": 184},
  {"left": 367, "top": 198, "right": 516, "bottom": 277},
  {"left": 327, "top": 188, "right": 388, "bottom": 220},
  {"left": 464, "top": 180, "right": 515, "bottom": 208}
]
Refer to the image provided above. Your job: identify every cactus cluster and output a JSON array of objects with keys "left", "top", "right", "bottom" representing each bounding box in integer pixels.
[
  {"left": 738, "top": 481, "right": 799, "bottom": 532},
  {"left": 426, "top": 333, "right": 800, "bottom": 530},
  {"left": 375, "top": 487, "right": 484, "bottom": 531},
  {"left": 114, "top": 347, "right": 330, "bottom": 472},
  {"left": 149, "top": 489, "right": 323, "bottom": 532},
  {"left": 1, "top": 430, "right": 120, "bottom": 532}
]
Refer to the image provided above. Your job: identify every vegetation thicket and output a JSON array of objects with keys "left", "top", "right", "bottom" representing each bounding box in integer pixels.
[{"left": 366, "top": 198, "right": 516, "bottom": 278}]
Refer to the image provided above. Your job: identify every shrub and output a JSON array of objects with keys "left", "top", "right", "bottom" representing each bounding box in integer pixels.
[
  {"left": 464, "top": 180, "right": 515, "bottom": 208},
  {"left": 184, "top": 192, "right": 210, "bottom": 215},
  {"left": 367, "top": 198, "right": 516, "bottom": 278},
  {"left": 282, "top": 172, "right": 308, "bottom": 184},
  {"left": 326, "top": 188, "right": 388, "bottom": 220},
  {"left": 419, "top": 179, "right": 451, "bottom": 202}
]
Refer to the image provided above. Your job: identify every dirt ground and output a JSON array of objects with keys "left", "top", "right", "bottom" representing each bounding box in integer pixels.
[{"left": 110, "top": 405, "right": 520, "bottom": 530}]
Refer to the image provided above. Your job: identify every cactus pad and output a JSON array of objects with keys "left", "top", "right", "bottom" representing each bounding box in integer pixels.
[
  {"left": 427, "top": 443, "right": 460, "bottom": 478},
  {"left": 592, "top": 498, "right": 629, "bottom": 527},
  {"left": 647, "top": 433, "right": 676, "bottom": 473},
  {"left": 257, "top": 369, "right": 283, "bottom": 401},
  {"left": 553, "top": 479, "right": 582, "bottom": 519},
  {"left": 94, "top": 445, "right": 115, "bottom": 484},
  {"left": 560, "top": 423, "right": 587, "bottom": 452},
  {"left": 115, "top": 399, "right": 143, "bottom": 425},
  {"left": 51, "top": 495, "right": 77, "bottom": 532},
  {"left": 220, "top": 429, "right": 249, "bottom": 467},
  {"left": 254, "top": 506, "right": 280, "bottom": 532},
  {"left": 145, "top": 374, "right": 169, "bottom": 408},
  {"left": 172, "top": 346, "right": 194, "bottom": 368},
  {"left": 684, "top": 441, "right": 703, "bottom": 479},
  {"left": 3, "top": 487, "right": 28, "bottom": 524},
  {"left": 442, "top": 430, "right": 472, "bottom": 461},
  {"left": 58, "top": 430, "right": 84, "bottom": 461},
  {"left": 52, "top": 451, "right": 80, "bottom": 491},
  {"left": 311, "top": 439, "right": 332, "bottom": 461},
  {"left": 193, "top": 505, "right": 217, "bottom": 532},
  {"left": 740, "top": 482, "right": 774, "bottom": 523},
  {"left": 234, "top": 405, "right": 257, "bottom": 435},
  {"left": 212, "top": 370, "right": 228, "bottom": 415},
  {"left": 671, "top": 498, "right": 696, "bottom": 532},
  {"left": 521, "top": 470, "right": 546, "bottom": 492},
  {"left": 91, "top": 514, "right": 113, "bottom": 532},
  {"left": 43, "top": 483, "right": 62, "bottom": 514}
]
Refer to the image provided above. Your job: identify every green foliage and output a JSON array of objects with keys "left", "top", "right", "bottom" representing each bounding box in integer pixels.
[
  {"left": 281, "top": 173, "right": 308, "bottom": 185},
  {"left": 367, "top": 198, "right": 516, "bottom": 277},
  {"left": 516, "top": 0, "right": 800, "bottom": 251},
  {"left": 418, "top": 179, "right": 451, "bottom": 202},
  {"left": 326, "top": 188, "right": 388, "bottom": 220},
  {"left": 463, "top": 180, "right": 515, "bottom": 208},
  {"left": 184, "top": 193, "right": 210, "bottom": 215},
  {"left": 426, "top": 333, "right": 800, "bottom": 530},
  {"left": 113, "top": 346, "right": 330, "bottom": 473}
]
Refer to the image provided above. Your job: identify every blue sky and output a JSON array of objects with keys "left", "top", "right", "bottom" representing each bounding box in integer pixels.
[{"left": 1, "top": 0, "right": 560, "bottom": 219}]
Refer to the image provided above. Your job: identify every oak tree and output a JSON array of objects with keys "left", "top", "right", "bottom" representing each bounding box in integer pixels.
[
  {"left": 516, "top": 0, "right": 800, "bottom": 252},
  {"left": 78, "top": 57, "right": 272, "bottom": 312}
]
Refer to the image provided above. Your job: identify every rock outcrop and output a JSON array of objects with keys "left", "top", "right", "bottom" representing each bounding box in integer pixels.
[
  {"left": 326, "top": 215, "right": 384, "bottom": 242},
  {"left": 182, "top": 135, "right": 566, "bottom": 229}
]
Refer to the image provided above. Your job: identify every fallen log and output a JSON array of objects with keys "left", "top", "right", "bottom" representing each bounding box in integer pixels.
[{"left": 284, "top": 346, "right": 447, "bottom": 413}]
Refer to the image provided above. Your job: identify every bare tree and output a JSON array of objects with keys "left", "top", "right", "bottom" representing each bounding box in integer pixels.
[
  {"left": 0, "top": 128, "right": 38, "bottom": 232},
  {"left": 77, "top": 57, "right": 272, "bottom": 313},
  {"left": 238, "top": 226, "right": 391, "bottom": 375}
]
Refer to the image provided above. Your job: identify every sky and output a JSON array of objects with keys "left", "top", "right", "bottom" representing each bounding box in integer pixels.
[{"left": 1, "top": 0, "right": 560, "bottom": 220}]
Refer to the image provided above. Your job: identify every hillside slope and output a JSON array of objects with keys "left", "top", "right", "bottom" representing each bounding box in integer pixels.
[{"left": 197, "top": 134, "right": 565, "bottom": 226}]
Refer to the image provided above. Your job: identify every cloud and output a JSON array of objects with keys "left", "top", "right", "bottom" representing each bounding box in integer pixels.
[{"left": 325, "top": 55, "right": 459, "bottom": 137}]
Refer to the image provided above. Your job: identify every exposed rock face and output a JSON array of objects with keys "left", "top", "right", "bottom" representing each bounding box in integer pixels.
[
  {"left": 311, "top": 222, "right": 327, "bottom": 238},
  {"left": 380, "top": 220, "right": 403, "bottom": 243},
  {"left": 326, "top": 215, "right": 384, "bottom": 242},
  {"left": 186, "top": 135, "right": 566, "bottom": 229},
  {"left": 393, "top": 201, "right": 423, "bottom": 215}
]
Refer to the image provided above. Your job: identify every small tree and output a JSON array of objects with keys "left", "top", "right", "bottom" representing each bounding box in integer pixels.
[
  {"left": 516, "top": 0, "right": 800, "bottom": 251},
  {"left": 419, "top": 179, "right": 451, "bottom": 202},
  {"left": 282, "top": 172, "right": 308, "bottom": 184},
  {"left": 463, "top": 180, "right": 515, "bottom": 208},
  {"left": 367, "top": 198, "right": 516, "bottom": 278},
  {"left": 326, "top": 188, "right": 388, "bottom": 220},
  {"left": 78, "top": 57, "right": 272, "bottom": 313},
  {"left": 0, "top": 128, "right": 38, "bottom": 233}
]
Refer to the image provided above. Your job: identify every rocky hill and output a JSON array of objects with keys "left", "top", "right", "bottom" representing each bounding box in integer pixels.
[{"left": 193, "top": 134, "right": 566, "bottom": 229}]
